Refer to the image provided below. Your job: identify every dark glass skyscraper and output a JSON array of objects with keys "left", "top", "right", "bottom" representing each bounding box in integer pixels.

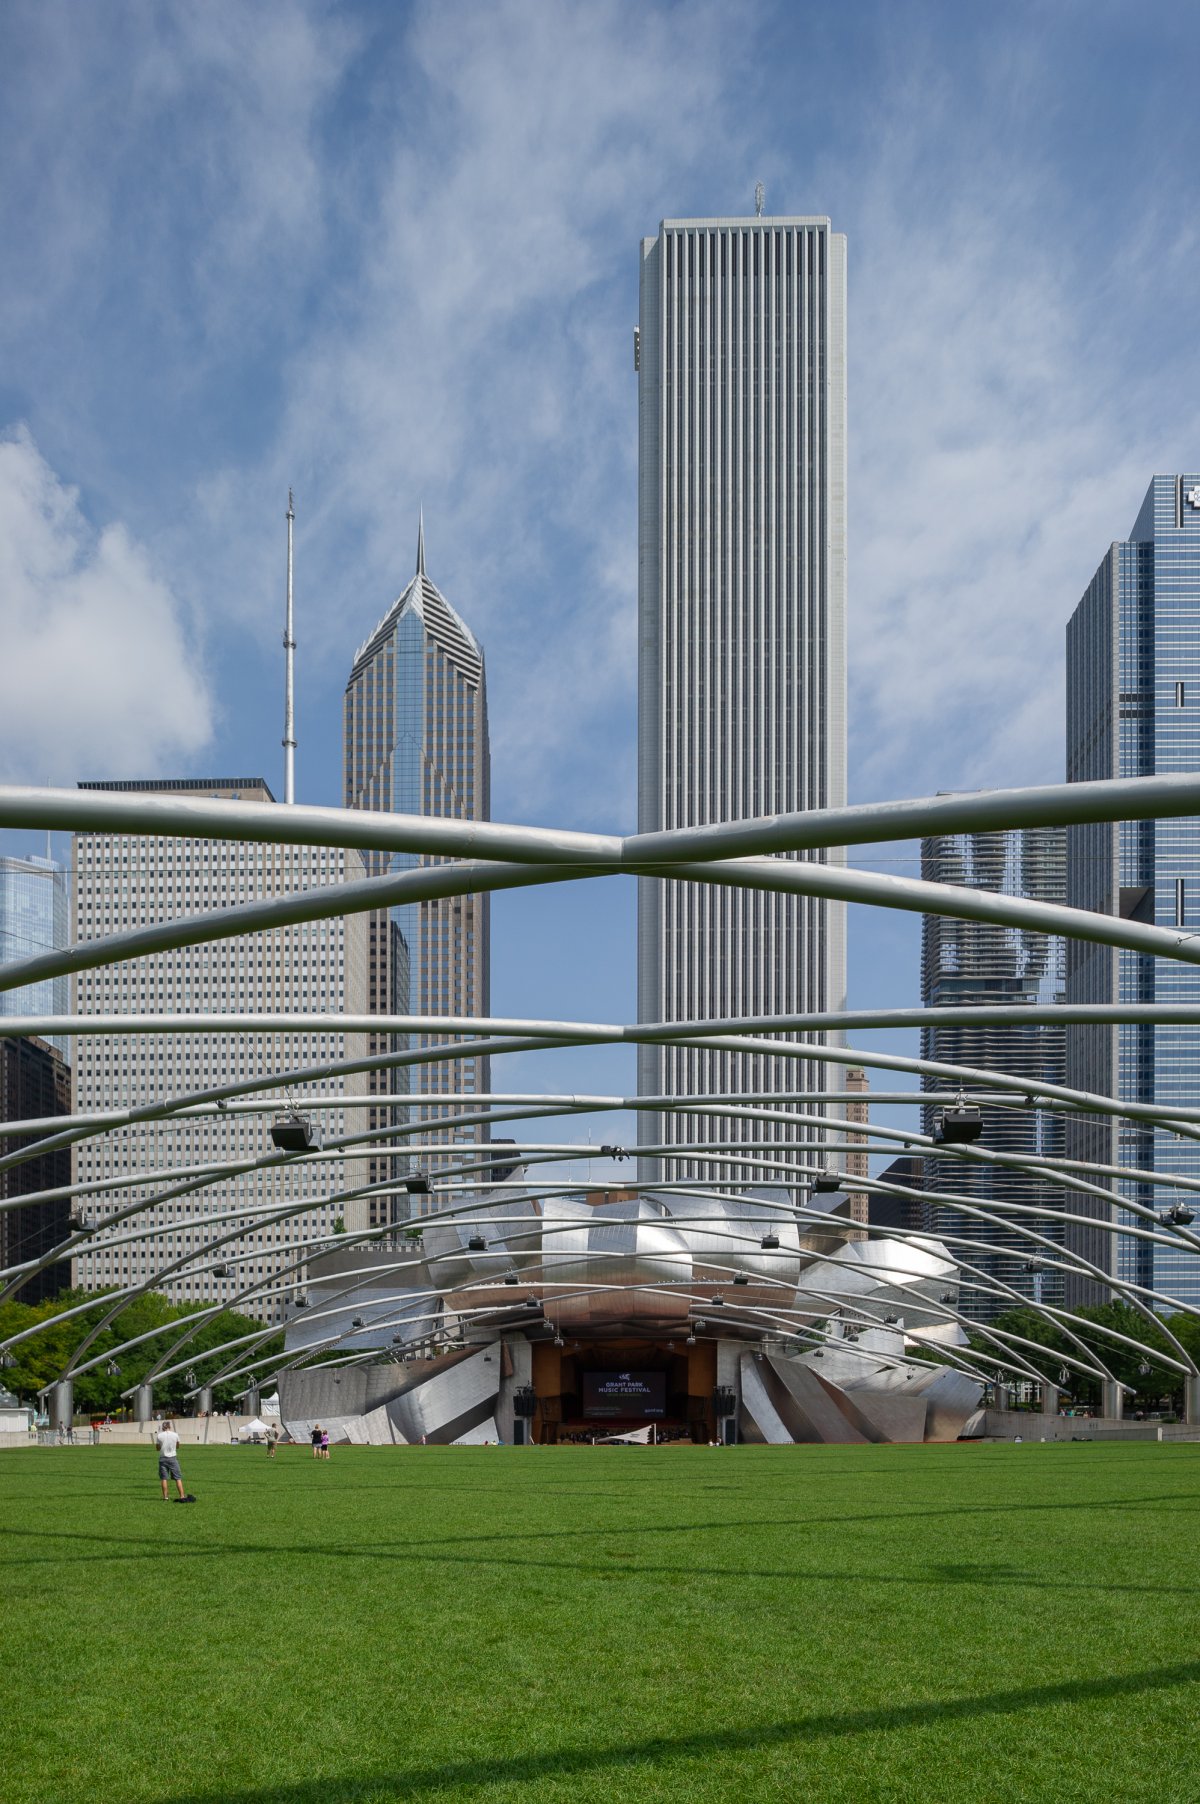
[
  {"left": 920, "top": 825, "right": 1066, "bottom": 1323},
  {"left": 1066, "top": 474, "right": 1200, "bottom": 1311},
  {"left": 344, "top": 524, "right": 490, "bottom": 1208},
  {"left": 0, "top": 854, "right": 69, "bottom": 1058}
]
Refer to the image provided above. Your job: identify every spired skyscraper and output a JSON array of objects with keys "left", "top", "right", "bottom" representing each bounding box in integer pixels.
[
  {"left": 636, "top": 212, "right": 848, "bottom": 1179},
  {"left": 1066, "top": 474, "right": 1200, "bottom": 1310},
  {"left": 345, "top": 523, "right": 490, "bottom": 1205}
]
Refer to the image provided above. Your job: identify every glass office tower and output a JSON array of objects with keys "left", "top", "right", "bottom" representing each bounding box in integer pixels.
[
  {"left": 0, "top": 854, "right": 70, "bottom": 1058},
  {"left": 920, "top": 825, "right": 1067, "bottom": 1322},
  {"left": 344, "top": 524, "right": 490, "bottom": 1206},
  {"left": 636, "top": 214, "right": 848, "bottom": 1181},
  {"left": 1066, "top": 474, "right": 1200, "bottom": 1310}
]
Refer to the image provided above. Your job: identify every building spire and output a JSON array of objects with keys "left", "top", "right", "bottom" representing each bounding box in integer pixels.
[
  {"left": 283, "top": 487, "right": 296, "bottom": 805},
  {"left": 416, "top": 508, "right": 426, "bottom": 578}
]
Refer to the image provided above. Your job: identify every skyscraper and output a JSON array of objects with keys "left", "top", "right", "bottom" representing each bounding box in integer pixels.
[
  {"left": 71, "top": 778, "right": 369, "bottom": 1321},
  {"left": 0, "top": 854, "right": 70, "bottom": 1058},
  {"left": 344, "top": 525, "right": 490, "bottom": 1204},
  {"left": 1066, "top": 474, "right": 1200, "bottom": 1311},
  {"left": 0, "top": 1035, "right": 72, "bottom": 1303},
  {"left": 636, "top": 213, "right": 847, "bottom": 1178},
  {"left": 920, "top": 825, "right": 1067, "bottom": 1322}
]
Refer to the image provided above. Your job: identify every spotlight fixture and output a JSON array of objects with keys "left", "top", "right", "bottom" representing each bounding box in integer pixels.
[
  {"left": 599, "top": 1144, "right": 627, "bottom": 1162},
  {"left": 932, "top": 1098, "right": 983, "bottom": 1145},
  {"left": 884, "top": 1314, "right": 900, "bottom": 1326},
  {"left": 503, "top": 1272, "right": 518, "bottom": 1286},
  {"left": 467, "top": 1235, "right": 487, "bottom": 1252},
  {"left": 212, "top": 1264, "right": 229, "bottom": 1278},
  {"left": 270, "top": 1112, "right": 322, "bottom": 1153},
  {"left": 1058, "top": 1368, "right": 1071, "bottom": 1386},
  {"left": 1162, "top": 1204, "right": 1196, "bottom": 1227},
  {"left": 733, "top": 1273, "right": 749, "bottom": 1285},
  {"left": 710, "top": 1294, "right": 725, "bottom": 1306},
  {"left": 685, "top": 1333, "right": 697, "bottom": 1346},
  {"left": 105, "top": 1360, "right": 120, "bottom": 1376},
  {"left": 524, "top": 1296, "right": 540, "bottom": 1310},
  {"left": 940, "top": 1292, "right": 956, "bottom": 1305},
  {"left": 811, "top": 1170, "right": 842, "bottom": 1194},
  {"left": 1138, "top": 1360, "right": 1153, "bottom": 1377},
  {"left": 404, "top": 1173, "right": 432, "bottom": 1195},
  {"left": 760, "top": 1232, "right": 780, "bottom": 1249},
  {"left": 391, "top": 1335, "right": 404, "bottom": 1345},
  {"left": 185, "top": 1370, "right": 197, "bottom": 1387},
  {"left": 553, "top": 1334, "right": 564, "bottom": 1348},
  {"left": 693, "top": 1319, "right": 707, "bottom": 1331}
]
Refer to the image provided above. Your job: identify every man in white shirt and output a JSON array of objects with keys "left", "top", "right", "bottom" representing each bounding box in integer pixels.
[{"left": 154, "top": 1420, "right": 186, "bottom": 1501}]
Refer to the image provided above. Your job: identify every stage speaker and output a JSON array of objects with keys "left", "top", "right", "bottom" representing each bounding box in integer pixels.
[
  {"left": 722, "top": 1417, "right": 738, "bottom": 1446},
  {"left": 511, "top": 1419, "right": 528, "bottom": 1445}
]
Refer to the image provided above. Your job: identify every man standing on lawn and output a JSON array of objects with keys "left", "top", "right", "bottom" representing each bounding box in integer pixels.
[{"left": 154, "top": 1419, "right": 186, "bottom": 1502}]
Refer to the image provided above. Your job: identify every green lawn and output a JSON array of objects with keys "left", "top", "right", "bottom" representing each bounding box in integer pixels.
[{"left": 2, "top": 1441, "right": 1198, "bottom": 1803}]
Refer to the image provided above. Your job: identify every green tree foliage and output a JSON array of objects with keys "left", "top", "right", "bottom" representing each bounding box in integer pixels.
[
  {"left": 975, "top": 1301, "right": 1194, "bottom": 1411},
  {"left": 0, "top": 1289, "right": 283, "bottom": 1414}
]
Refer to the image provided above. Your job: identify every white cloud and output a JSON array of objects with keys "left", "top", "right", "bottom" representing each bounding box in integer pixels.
[
  {"left": 837, "top": 41, "right": 1198, "bottom": 803},
  {"left": 0, "top": 429, "right": 213, "bottom": 781},
  {"left": 186, "top": 0, "right": 746, "bottom": 824}
]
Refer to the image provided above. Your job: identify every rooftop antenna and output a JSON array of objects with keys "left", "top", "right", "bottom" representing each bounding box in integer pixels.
[
  {"left": 283, "top": 488, "right": 296, "bottom": 804},
  {"left": 754, "top": 182, "right": 765, "bottom": 218}
]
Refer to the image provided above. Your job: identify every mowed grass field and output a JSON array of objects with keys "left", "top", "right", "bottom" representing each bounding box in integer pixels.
[{"left": 2, "top": 1441, "right": 1198, "bottom": 1804}]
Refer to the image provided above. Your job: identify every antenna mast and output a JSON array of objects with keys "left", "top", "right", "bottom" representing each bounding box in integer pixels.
[{"left": 283, "top": 488, "right": 296, "bottom": 804}]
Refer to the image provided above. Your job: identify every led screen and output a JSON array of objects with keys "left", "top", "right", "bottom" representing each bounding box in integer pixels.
[{"left": 582, "top": 1370, "right": 667, "bottom": 1418}]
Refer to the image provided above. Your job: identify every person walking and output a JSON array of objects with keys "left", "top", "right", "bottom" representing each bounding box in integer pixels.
[
  {"left": 267, "top": 1425, "right": 279, "bottom": 1460},
  {"left": 311, "top": 1425, "right": 322, "bottom": 1459},
  {"left": 154, "top": 1420, "right": 186, "bottom": 1502},
  {"left": 320, "top": 1427, "right": 330, "bottom": 1460}
]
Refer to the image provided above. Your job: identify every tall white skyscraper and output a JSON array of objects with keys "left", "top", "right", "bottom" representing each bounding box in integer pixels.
[
  {"left": 636, "top": 214, "right": 848, "bottom": 1178},
  {"left": 70, "top": 778, "right": 370, "bottom": 1322}
]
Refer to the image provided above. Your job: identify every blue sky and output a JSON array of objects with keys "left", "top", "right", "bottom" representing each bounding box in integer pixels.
[{"left": 2, "top": 0, "right": 1199, "bottom": 1149}]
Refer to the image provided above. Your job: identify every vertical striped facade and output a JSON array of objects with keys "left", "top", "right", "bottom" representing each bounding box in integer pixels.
[
  {"left": 344, "top": 532, "right": 490, "bottom": 1209},
  {"left": 636, "top": 215, "right": 847, "bottom": 1180}
]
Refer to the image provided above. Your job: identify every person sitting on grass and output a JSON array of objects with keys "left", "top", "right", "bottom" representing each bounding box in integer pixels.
[{"left": 154, "top": 1419, "right": 186, "bottom": 1503}]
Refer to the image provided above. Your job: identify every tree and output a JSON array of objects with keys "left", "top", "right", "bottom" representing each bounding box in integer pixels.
[{"left": 0, "top": 1289, "right": 283, "bottom": 1414}]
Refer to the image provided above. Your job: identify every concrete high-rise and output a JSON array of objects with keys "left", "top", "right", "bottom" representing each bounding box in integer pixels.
[
  {"left": 345, "top": 525, "right": 490, "bottom": 1204},
  {"left": 636, "top": 213, "right": 847, "bottom": 1178},
  {"left": 920, "top": 825, "right": 1067, "bottom": 1322},
  {"left": 1066, "top": 474, "right": 1200, "bottom": 1311},
  {"left": 70, "top": 778, "right": 369, "bottom": 1321}
]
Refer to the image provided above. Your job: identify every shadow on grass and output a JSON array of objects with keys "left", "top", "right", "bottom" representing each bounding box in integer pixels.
[
  {"left": 159, "top": 1662, "right": 1200, "bottom": 1803},
  {"left": 4, "top": 1522, "right": 1197, "bottom": 1600}
]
